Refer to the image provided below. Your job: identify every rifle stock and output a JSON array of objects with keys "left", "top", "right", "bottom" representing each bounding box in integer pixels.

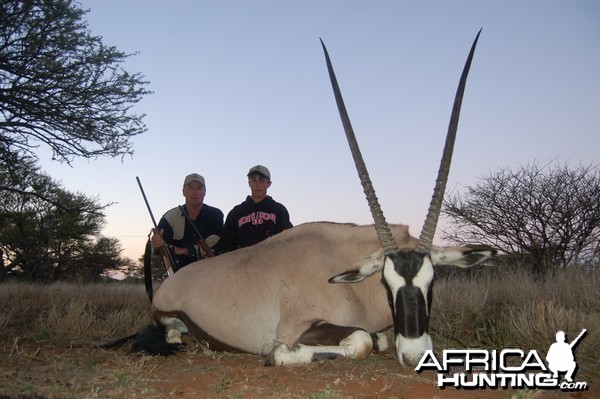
[
  {"left": 178, "top": 205, "right": 214, "bottom": 258},
  {"left": 156, "top": 241, "right": 176, "bottom": 276},
  {"left": 198, "top": 238, "right": 215, "bottom": 258}
]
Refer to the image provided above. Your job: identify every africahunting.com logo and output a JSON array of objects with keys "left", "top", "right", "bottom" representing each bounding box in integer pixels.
[{"left": 415, "top": 329, "right": 588, "bottom": 391}]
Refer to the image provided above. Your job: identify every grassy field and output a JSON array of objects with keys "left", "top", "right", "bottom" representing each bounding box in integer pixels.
[{"left": 0, "top": 266, "right": 598, "bottom": 398}]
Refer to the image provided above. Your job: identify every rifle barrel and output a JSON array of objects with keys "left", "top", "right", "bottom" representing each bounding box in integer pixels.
[
  {"left": 136, "top": 176, "right": 159, "bottom": 228},
  {"left": 570, "top": 328, "right": 587, "bottom": 348},
  {"left": 136, "top": 176, "right": 177, "bottom": 276}
]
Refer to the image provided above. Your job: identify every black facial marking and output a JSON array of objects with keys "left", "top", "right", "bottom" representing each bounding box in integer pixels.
[
  {"left": 395, "top": 285, "right": 429, "bottom": 338},
  {"left": 384, "top": 251, "right": 433, "bottom": 338},
  {"left": 387, "top": 251, "right": 428, "bottom": 280}
]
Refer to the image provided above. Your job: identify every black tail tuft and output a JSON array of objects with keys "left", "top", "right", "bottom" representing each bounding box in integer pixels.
[
  {"left": 99, "top": 325, "right": 182, "bottom": 356},
  {"left": 99, "top": 332, "right": 139, "bottom": 349},
  {"left": 131, "top": 324, "right": 182, "bottom": 356}
]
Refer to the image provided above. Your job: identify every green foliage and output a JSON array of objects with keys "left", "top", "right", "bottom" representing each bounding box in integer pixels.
[
  {"left": 0, "top": 0, "right": 152, "bottom": 281},
  {"left": 0, "top": 154, "right": 127, "bottom": 282},
  {"left": 0, "top": 0, "right": 151, "bottom": 164},
  {"left": 308, "top": 386, "right": 337, "bottom": 399}
]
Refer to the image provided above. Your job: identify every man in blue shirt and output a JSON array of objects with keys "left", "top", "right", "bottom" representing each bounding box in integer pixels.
[{"left": 151, "top": 173, "right": 223, "bottom": 269}]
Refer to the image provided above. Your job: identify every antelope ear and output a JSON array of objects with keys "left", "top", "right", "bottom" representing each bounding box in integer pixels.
[
  {"left": 430, "top": 245, "right": 497, "bottom": 268},
  {"left": 329, "top": 249, "right": 385, "bottom": 283}
]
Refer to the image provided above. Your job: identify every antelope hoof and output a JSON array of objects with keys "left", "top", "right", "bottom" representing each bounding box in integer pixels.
[{"left": 166, "top": 328, "right": 183, "bottom": 344}]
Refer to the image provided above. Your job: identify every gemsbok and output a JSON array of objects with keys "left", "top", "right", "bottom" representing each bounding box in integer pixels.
[{"left": 139, "top": 31, "right": 495, "bottom": 367}]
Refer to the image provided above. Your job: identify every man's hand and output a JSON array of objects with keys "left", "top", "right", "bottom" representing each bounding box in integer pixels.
[{"left": 151, "top": 228, "right": 165, "bottom": 249}]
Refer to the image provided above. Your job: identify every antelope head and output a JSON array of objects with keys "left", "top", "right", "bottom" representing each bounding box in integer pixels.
[{"left": 321, "top": 31, "right": 488, "bottom": 367}]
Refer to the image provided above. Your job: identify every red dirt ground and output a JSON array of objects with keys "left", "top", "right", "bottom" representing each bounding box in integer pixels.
[{"left": 2, "top": 339, "right": 596, "bottom": 398}]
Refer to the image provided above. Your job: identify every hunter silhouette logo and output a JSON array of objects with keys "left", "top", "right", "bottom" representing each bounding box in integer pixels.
[
  {"left": 546, "top": 329, "right": 586, "bottom": 383},
  {"left": 415, "top": 328, "right": 589, "bottom": 391}
]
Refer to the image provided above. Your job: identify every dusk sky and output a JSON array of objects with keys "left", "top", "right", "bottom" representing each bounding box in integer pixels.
[{"left": 39, "top": 1, "right": 599, "bottom": 261}]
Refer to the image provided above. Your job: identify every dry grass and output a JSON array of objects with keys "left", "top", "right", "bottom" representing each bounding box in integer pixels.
[
  {"left": 431, "top": 266, "right": 600, "bottom": 381},
  {"left": 0, "top": 282, "right": 150, "bottom": 345},
  {"left": 0, "top": 267, "right": 598, "bottom": 398}
]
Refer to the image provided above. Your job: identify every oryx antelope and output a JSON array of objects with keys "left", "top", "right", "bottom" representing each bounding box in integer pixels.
[{"left": 142, "top": 31, "right": 495, "bottom": 367}]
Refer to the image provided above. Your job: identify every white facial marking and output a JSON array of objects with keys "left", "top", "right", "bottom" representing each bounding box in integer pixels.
[
  {"left": 396, "top": 333, "right": 433, "bottom": 368},
  {"left": 413, "top": 255, "right": 434, "bottom": 309},
  {"left": 382, "top": 256, "right": 406, "bottom": 304}
]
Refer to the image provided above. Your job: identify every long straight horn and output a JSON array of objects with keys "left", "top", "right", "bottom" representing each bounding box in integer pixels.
[
  {"left": 321, "top": 39, "right": 399, "bottom": 255},
  {"left": 416, "top": 29, "right": 482, "bottom": 253}
]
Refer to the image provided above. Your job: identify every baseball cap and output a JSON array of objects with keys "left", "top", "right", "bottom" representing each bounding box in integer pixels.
[
  {"left": 183, "top": 173, "right": 205, "bottom": 187},
  {"left": 247, "top": 165, "right": 271, "bottom": 179}
]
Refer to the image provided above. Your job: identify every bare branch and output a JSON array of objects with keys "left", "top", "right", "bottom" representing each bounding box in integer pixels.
[{"left": 442, "top": 161, "right": 600, "bottom": 273}]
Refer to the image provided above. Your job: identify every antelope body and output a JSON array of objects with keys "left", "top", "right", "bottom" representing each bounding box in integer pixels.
[
  {"left": 145, "top": 32, "right": 495, "bottom": 367},
  {"left": 152, "top": 222, "right": 492, "bottom": 366}
]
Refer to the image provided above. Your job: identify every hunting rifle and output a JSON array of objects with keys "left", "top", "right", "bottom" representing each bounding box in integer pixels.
[
  {"left": 136, "top": 176, "right": 177, "bottom": 278},
  {"left": 178, "top": 205, "right": 215, "bottom": 258}
]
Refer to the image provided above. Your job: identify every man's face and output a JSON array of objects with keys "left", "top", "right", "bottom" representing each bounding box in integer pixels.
[
  {"left": 248, "top": 174, "right": 271, "bottom": 200},
  {"left": 183, "top": 181, "right": 206, "bottom": 206}
]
